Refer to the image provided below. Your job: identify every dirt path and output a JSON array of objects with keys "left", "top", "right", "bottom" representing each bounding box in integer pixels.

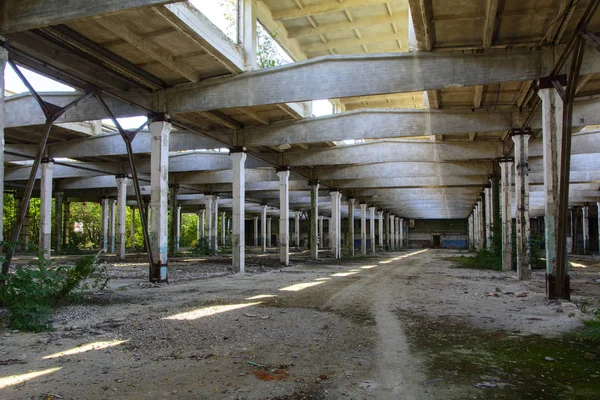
[{"left": 0, "top": 249, "right": 597, "bottom": 399}]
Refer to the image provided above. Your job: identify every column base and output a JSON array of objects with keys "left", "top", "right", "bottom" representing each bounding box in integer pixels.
[
  {"left": 150, "top": 262, "right": 169, "bottom": 283},
  {"left": 545, "top": 273, "right": 570, "bottom": 300}
]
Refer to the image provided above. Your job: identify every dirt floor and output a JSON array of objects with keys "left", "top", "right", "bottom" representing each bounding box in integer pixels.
[{"left": 1, "top": 248, "right": 599, "bottom": 399}]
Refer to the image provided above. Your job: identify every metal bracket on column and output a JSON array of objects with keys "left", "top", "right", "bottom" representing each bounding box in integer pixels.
[
  {"left": 94, "top": 92, "right": 156, "bottom": 278},
  {"left": 2, "top": 58, "right": 96, "bottom": 280}
]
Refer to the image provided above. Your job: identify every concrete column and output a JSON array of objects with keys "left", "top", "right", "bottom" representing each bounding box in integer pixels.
[
  {"left": 278, "top": 170, "right": 290, "bottom": 265},
  {"left": 39, "top": 160, "right": 54, "bottom": 259},
  {"left": 378, "top": 211, "right": 384, "bottom": 248},
  {"left": 205, "top": 195, "right": 214, "bottom": 248},
  {"left": 512, "top": 132, "right": 532, "bottom": 280},
  {"left": 109, "top": 199, "right": 117, "bottom": 254},
  {"left": 254, "top": 216, "right": 259, "bottom": 247},
  {"left": 212, "top": 195, "right": 220, "bottom": 252},
  {"left": 267, "top": 217, "right": 272, "bottom": 247},
  {"left": 360, "top": 203, "right": 367, "bottom": 255},
  {"left": 337, "top": 193, "right": 342, "bottom": 253},
  {"left": 597, "top": 202, "right": 600, "bottom": 255},
  {"left": 582, "top": 205, "right": 590, "bottom": 254},
  {"left": 101, "top": 198, "right": 109, "bottom": 252},
  {"left": 130, "top": 206, "right": 136, "bottom": 250},
  {"left": 240, "top": 0, "right": 258, "bottom": 70},
  {"left": 54, "top": 192, "right": 63, "bottom": 254},
  {"left": 116, "top": 176, "right": 128, "bottom": 260},
  {"left": 484, "top": 187, "right": 492, "bottom": 250},
  {"left": 231, "top": 151, "right": 246, "bottom": 273},
  {"left": 176, "top": 206, "right": 182, "bottom": 252},
  {"left": 383, "top": 212, "right": 389, "bottom": 250},
  {"left": 168, "top": 185, "right": 178, "bottom": 256},
  {"left": 310, "top": 181, "right": 319, "bottom": 260},
  {"left": 568, "top": 208, "right": 574, "bottom": 254},
  {"left": 395, "top": 217, "right": 400, "bottom": 249},
  {"left": 0, "top": 43, "right": 5, "bottom": 242},
  {"left": 369, "top": 206, "right": 376, "bottom": 253},
  {"left": 197, "top": 209, "right": 205, "bottom": 240},
  {"left": 468, "top": 214, "right": 473, "bottom": 249},
  {"left": 327, "top": 218, "right": 332, "bottom": 248},
  {"left": 294, "top": 212, "right": 300, "bottom": 249},
  {"left": 146, "top": 200, "right": 151, "bottom": 235},
  {"left": 261, "top": 205, "right": 268, "bottom": 252},
  {"left": 477, "top": 198, "right": 485, "bottom": 250},
  {"left": 539, "top": 87, "right": 564, "bottom": 287},
  {"left": 149, "top": 119, "right": 171, "bottom": 282},
  {"left": 389, "top": 214, "right": 394, "bottom": 250},
  {"left": 318, "top": 215, "right": 324, "bottom": 249},
  {"left": 347, "top": 199, "right": 355, "bottom": 255},
  {"left": 399, "top": 218, "right": 404, "bottom": 248},
  {"left": 330, "top": 191, "right": 340, "bottom": 258},
  {"left": 500, "top": 160, "right": 513, "bottom": 271},
  {"left": 220, "top": 211, "right": 226, "bottom": 246}
]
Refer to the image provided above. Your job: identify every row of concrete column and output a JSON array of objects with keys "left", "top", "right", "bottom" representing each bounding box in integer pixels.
[{"left": 467, "top": 83, "right": 600, "bottom": 300}]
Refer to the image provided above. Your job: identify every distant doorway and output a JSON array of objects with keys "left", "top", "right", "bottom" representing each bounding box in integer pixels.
[{"left": 433, "top": 235, "right": 441, "bottom": 248}]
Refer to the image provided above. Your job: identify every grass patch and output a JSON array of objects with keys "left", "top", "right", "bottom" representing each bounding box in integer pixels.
[
  {"left": 446, "top": 251, "right": 502, "bottom": 271},
  {"left": 397, "top": 310, "right": 600, "bottom": 399}
]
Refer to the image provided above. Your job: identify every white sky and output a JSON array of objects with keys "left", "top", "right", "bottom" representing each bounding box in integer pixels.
[{"left": 3, "top": 1, "right": 332, "bottom": 127}]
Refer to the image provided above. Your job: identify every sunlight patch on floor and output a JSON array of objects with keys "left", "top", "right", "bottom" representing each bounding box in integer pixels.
[
  {"left": 164, "top": 302, "right": 262, "bottom": 320},
  {"left": 43, "top": 340, "right": 129, "bottom": 360},
  {"left": 279, "top": 281, "right": 325, "bottom": 292},
  {"left": 0, "top": 367, "right": 62, "bottom": 389}
]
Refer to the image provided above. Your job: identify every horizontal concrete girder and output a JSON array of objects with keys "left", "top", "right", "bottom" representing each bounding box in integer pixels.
[
  {"left": 283, "top": 141, "right": 503, "bottom": 167},
  {"left": 330, "top": 175, "right": 490, "bottom": 189},
  {"left": 4, "top": 162, "right": 120, "bottom": 181},
  {"left": 158, "top": 45, "right": 600, "bottom": 113},
  {"left": 6, "top": 131, "right": 224, "bottom": 159},
  {"left": 312, "top": 162, "right": 492, "bottom": 180}
]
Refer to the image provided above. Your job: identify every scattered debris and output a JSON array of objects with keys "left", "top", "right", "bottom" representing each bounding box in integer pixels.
[
  {"left": 544, "top": 356, "right": 556, "bottom": 362},
  {"left": 472, "top": 381, "right": 498, "bottom": 389},
  {"left": 516, "top": 292, "right": 528, "bottom": 298},
  {"left": 247, "top": 361, "right": 267, "bottom": 369},
  {"left": 424, "top": 379, "right": 441, "bottom": 385},
  {"left": 0, "top": 358, "right": 27, "bottom": 365}
]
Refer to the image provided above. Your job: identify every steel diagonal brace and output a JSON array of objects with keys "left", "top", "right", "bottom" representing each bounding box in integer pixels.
[
  {"left": 1, "top": 60, "right": 96, "bottom": 279},
  {"left": 93, "top": 92, "right": 157, "bottom": 280}
]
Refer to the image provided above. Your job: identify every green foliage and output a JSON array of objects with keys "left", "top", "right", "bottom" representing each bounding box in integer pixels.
[
  {"left": 180, "top": 213, "right": 199, "bottom": 248},
  {"left": 0, "top": 250, "right": 109, "bottom": 332},
  {"left": 190, "top": 236, "right": 214, "bottom": 256},
  {"left": 257, "top": 23, "right": 291, "bottom": 69}
]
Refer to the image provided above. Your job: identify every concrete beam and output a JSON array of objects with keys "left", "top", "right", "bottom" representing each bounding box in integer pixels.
[
  {"left": 26, "top": 131, "right": 222, "bottom": 159},
  {"left": 283, "top": 141, "right": 503, "bottom": 167},
  {"left": 242, "top": 109, "right": 513, "bottom": 146},
  {"left": 0, "top": 0, "right": 178, "bottom": 34},
  {"left": 161, "top": 47, "right": 560, "bottom": 113}
]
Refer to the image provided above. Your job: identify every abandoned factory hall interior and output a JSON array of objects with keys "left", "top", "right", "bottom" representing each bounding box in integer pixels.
[{"left": 1, "top": 0, "right": 600, "bottom": 399}]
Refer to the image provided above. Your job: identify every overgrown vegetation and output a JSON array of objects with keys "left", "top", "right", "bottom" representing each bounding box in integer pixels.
[
  {"left": 451, "top": 224, "right": 545, "bottom": 271},
  {"left": 398, "top": 310, "right": 600, "bottom": 399},
  {"left": 0, "top": 246, "right": 109, "bottom": 332},
  {"left": 580, "top": 309, "right": 600, "bottom": 342},
  {"left": 190, "top": 237, "right": 214, "bottom": 256}
]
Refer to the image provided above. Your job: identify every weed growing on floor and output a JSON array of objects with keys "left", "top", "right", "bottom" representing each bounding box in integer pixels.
[
  {"left": 579, "top": 309, "right": 600, "bottom": 342},
  {"left": 0, "top": 247, "right": 109, "bottom": 332},
  {"left": 190, "top": 237, "right": 214, "bottom": 256}
]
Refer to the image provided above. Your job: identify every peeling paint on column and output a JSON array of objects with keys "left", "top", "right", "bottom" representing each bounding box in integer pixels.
[
  {"left": 500, "top": 160, "right": 513, "bottom": 271},
  {"left": 512, "top": 132, "right": 531, "bottom": 280}
]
